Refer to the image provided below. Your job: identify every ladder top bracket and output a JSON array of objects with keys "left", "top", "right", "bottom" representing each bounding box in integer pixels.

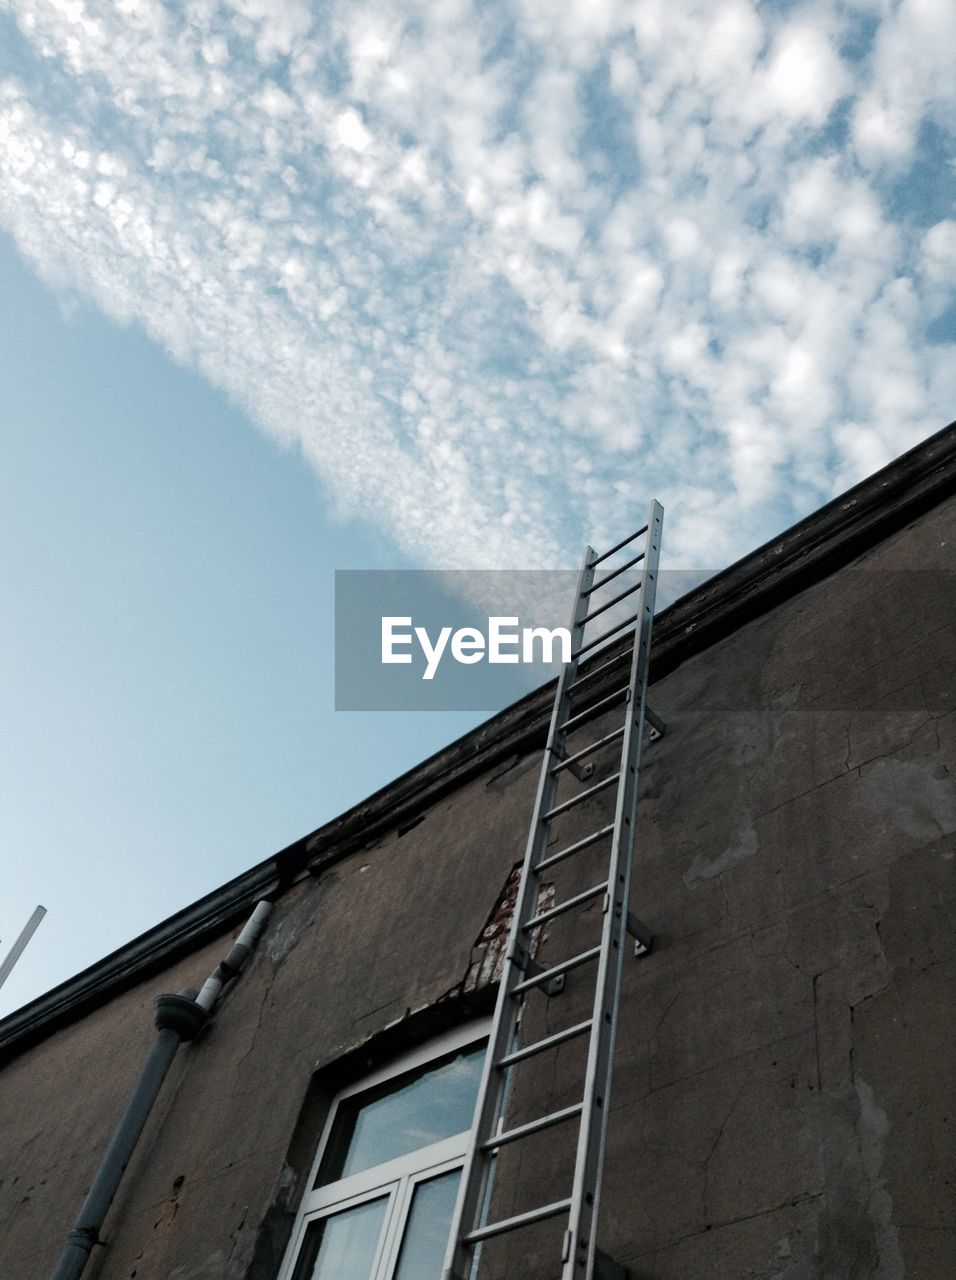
[
  {"left": 644, "top": 705, "right": 666, "bottom": 739},
  {"left": 510, "top": 945, "right": 568, "bottom": 997},
  {"left": 595, "top": 1250, "right": 630, "bottom": 1280},
  {"left": 626, "top": 912, "right": 653, "bottom": 958}
]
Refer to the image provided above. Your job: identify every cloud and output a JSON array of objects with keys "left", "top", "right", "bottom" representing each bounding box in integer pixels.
[
  {"left": 0, "top": 0, "right": 952, "bottom": 574},
  {"left": 761, "top": 23, "right": 849, "bottom": 126},
  {"left": 851, "top": 0, "right": 956, "bottom": 171}
]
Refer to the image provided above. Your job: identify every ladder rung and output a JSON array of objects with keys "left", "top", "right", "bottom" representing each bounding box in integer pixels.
[
  {"left": 497, "top": 1018, "right": 593, "bottom": 1069},
  {"left": 572, "top": 614, "right": 638, "bottom": 661},
  {"left": 524, "top": 881, "right": 607, "bottom": 932},
  {"left": 480, "top": 1102, "right": 583, "bottom": 1153},
  {"left": 583, "top": 550, "right": 646, "bottom": 596},
  {"left": 535, "top": 824, "right": 615, "bottom": 874},
  {"left": 589, "top": 524, "right": 648, "bottom": 568},
  {"left": 560, "top": 687, "right": 628, "bottom": 734},
  {"left": 568, "top": 646, "right": 632, "bottom": 696},
  {"left": 581, "top": 579, "right": 641, "bottom": 627},
  {"left": 463, "top": 1197, "right": 572, "bottom": 1245},
  {"left": 542, "top": 772, "right": 620, "bottom": 822},
  {"left": 512, "top": 944, "right": 602, "bottom": 994},
  {"left": 551, "top": 726, "right": 625, "bottom": 775}
]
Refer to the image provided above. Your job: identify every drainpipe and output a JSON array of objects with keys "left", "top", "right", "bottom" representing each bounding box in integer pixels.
[{"left": 50, "top": 900, "right": 273, "bottom": 1280}]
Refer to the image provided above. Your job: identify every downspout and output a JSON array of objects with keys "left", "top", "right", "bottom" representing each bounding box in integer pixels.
[{"left": 50, "top": 899, "right": 273, "bottom": 1280}]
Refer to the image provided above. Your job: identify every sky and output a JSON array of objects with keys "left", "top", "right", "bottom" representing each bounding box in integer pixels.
[{"left": 0, "top": 0, "right": 953, "bottom": 1016}]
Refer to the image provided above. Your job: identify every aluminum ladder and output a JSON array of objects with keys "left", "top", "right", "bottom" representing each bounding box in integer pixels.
[{"left": 443, "top": 502, "right": 663, "bottom": 1280}]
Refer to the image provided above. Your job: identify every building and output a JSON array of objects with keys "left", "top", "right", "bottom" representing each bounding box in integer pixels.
[{"left": 1, "top": 422, "right": 954, "bottom": 1280}]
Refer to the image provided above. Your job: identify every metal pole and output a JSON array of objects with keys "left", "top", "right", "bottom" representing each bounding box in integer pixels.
[{"left": 0, "top": 905, "right": 47, "bottom": 992}]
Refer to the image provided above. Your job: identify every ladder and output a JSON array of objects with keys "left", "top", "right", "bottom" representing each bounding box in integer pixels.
[{"left": 443, "top": 502, "right": 663, "bottom": 1280}]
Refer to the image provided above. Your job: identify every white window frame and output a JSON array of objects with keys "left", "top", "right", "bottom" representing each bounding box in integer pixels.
[{"left": 277, "top": 1018, "right": 491, "bottom": 1280}]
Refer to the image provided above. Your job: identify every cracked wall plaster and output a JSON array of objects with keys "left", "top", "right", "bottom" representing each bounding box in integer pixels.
[
  {"left": 683, "top": 819, "right": 758, "bottom": 887},
  {"left": 855, "top": 1076, "right": 905, "bottom": 1280},
  {"left": 862, "top": 757, "right": 956, "bottom": 841}
]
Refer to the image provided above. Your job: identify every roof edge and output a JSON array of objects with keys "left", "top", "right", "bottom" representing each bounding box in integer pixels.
[{"left": 2, "top": 420, "right": 953, "bottom": 1062}]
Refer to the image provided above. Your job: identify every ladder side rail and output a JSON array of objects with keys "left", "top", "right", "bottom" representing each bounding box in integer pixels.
[
  {"left": 563, "top": 500, "right": 664, "bottom": 1280},
  {"left": 442, "top": 544, "right": 597, "bottom": 1280}
]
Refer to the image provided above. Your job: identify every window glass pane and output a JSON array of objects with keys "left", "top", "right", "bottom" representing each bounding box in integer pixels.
[
  {"left": 392, "top": 1169, "right": 461, "bottom": 1280},
  {"left": 316, "top": 1043, "right": 485, "bottom": 1186},
  {"left": 291, "top": 1196, "right": 388, "bottom": 1280}
]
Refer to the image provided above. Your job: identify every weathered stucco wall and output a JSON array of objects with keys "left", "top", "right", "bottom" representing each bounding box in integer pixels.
[
  {"left": 0, "top": 496, "right": 953, "bottom": 1280},
  {"left": 485, "top": 496, "right": 955, "bottom": 1280}
]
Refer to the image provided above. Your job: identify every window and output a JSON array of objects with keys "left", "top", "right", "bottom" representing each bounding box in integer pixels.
[{"left": 279, "top": 1020, "right": 490, "bottom": 1280}]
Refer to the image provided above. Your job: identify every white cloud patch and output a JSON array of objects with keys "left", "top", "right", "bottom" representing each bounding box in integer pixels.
[
  {"left": 0, "top": 0, "right": 953, "bottom": 573},
  {"left": 761, "top": 24, "right": 848, "bottom": 126}
]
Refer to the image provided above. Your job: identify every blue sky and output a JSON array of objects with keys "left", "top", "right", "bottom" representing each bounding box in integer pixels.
[
  {"left": 0, "top": 231, "right": 485, "bottom": 1015},
  {"left": 0, "top": 0, "right": 953, "bottom": 1015}
]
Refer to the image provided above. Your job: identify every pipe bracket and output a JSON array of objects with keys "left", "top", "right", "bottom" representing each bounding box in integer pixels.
[{"left": 154, "top": 994, "right": 207, "bottom": 1040}]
